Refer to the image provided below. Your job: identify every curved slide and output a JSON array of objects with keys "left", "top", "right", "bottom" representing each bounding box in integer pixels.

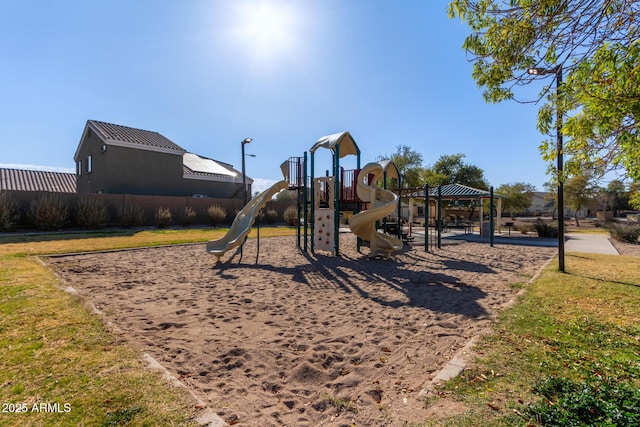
[
  {"left": 349, "top": 162, "right": 403, "bottom": 258},
  {"left": 206, "top": 178, "right": 288, "bottom": 262}
]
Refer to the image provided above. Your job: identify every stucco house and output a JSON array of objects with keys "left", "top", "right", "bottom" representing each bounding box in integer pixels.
[
  {"left": 74, "top": 120, "right": 250, "bottom": 198},
  {"left": 525, "top": 191, "right": 554, "bottom": 215}
]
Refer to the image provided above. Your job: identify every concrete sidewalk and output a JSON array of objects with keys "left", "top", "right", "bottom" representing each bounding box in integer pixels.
[
  {"left": 407, "top": 228, "right": 619, "bottom": 255},
  {"left": 564, "top": 232, "right": 619, "bottom": 255}
]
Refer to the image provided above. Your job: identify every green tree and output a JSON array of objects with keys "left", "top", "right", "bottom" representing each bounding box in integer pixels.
[
  {"left": 422, "top": 169, "right": 450, "bottom": 187},
  {"left": 594, "top": 186, "right": 614, "bottom": 212},
  {"left": 628, "top": 181, "right": 640, "bottom": 210},
  {"left": 496, "top": 182, "right": 536, "bottom": 218},
  {"left": 564, "top": 172, "right": 599, "bottom": 226},
  {"left": 607, "top": 179, "right": 628, "bottom": 215},
  {"left": 448, "top": 1, "right": 640, "bottom": 197},
  {"left": 275, "top": 189, "right": 297, "bottom": 202},
  {"left": 428, "top": 153, "right": 489, "bottom": 189},
  {"left": 378, "top": 145, "right": 424, "bottom": 188},
  {"left": 595, "top": 179, "right": 636, "bottom": 214}
]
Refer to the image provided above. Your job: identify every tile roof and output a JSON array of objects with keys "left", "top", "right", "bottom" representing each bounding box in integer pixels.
[
  {"left": 1, "top": 168, "right": 76, "bottom": 193},
  {"left": 88, "top": 120, "right": 186, "bottom": 152}
]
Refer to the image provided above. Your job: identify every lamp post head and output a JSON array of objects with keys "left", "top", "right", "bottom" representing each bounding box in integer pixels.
[
  {"left": 527, "top": 65, "right": 561, "bottom": 76},
  {"left": 240, "top": 138, "right": 252, "bottom": 206}
]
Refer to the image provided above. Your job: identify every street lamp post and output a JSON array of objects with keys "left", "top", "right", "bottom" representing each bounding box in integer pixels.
[
  {"left": 241, "top": 137, "right": 252, "bottom": 206},
  {"left": 528, "top": 64, "right": 564, "bottom": 272}
]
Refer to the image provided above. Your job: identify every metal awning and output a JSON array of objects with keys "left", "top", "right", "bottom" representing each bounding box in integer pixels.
[{"left": 406, "top": 183, "right": 505, "bottom": 199}]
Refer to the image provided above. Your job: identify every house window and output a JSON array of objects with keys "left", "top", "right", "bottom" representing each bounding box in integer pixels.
[
  {"left": 86, "top": 155, "right": 92, "bottom": 174},
  {"left": 76, "top": 161, "right": 81, "bottom": 176}
]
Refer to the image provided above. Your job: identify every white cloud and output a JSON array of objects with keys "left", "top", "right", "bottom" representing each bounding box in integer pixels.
[
  {"left": 0, "top": 163, "right": 75, "bottom": 173},
  {"left": 251, "top": 177, "right": 280, "bottom": 195}
]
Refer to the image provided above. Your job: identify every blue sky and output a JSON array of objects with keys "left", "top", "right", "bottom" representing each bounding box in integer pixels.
[{"left": 1, "top": 0, "right": 552, "bottom": 193}]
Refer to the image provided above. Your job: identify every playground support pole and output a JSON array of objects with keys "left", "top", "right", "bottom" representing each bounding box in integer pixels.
[
  {"left": 303, "top": 152, "right": 308, "bottom": 253},
  {"left": 425, "top": 184, "right": 429, "bottom": 252},
  {"left": 296, "top": 160, "right": 301, "bottom": 250},
  {"left": 397, "top": 174, "right": 402, "bottom": 240},
  {"left": 356, "top": 153, "right": 362, "bottom": 253},
  {"left": 383, "top": 171, "right": 388, "bottom": 233},
  {"left": 310, "top": 152, "right": 315, "bottom": 253},
  {"left": 334, "top": 145, "right": 340, "bottom": 255},
  {"left": 256, "top": 216, "right": 260, "bottom": 264},
  {"left": 489, "top": 186, "right": 495, "bottom": 247},
  {"left": 296, "top": 187, "right": 301, "bottom": 249},
  {"left": 437, "top": 186, "right": 442, "bottom": 249}
]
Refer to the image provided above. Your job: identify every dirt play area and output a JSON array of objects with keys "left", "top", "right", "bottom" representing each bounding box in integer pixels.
[{"left": 46, "top": 234, "right": 556, "bottom": 426}]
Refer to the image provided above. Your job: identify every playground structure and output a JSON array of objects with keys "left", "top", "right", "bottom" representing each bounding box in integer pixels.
[
  {"left": 206, "top": 130, "right": 505, "bottom": 262},
  {"left": 348, "top": 162, "right": 403, "bottom": 258},
  {"left": 205, "top": 161, "right": 289, "bottom": 261},
  {"left": 206, "top": 131, "right": 405, "bottom": 260}
]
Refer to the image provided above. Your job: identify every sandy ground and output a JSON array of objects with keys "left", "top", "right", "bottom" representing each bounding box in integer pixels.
[{"left": 47, "top": 234, "right": 555, "bottom": 426}]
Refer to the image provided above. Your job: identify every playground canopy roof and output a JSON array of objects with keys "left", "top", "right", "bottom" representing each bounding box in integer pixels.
[
  {"left": 406, "top": 183, "right": 506, "bottom": 200},
  {"left": 379, "top": 160, "right": 400, "bottom": 180},
  {"left": 310, "top": 131, "right": 359, "bottom": 158}
]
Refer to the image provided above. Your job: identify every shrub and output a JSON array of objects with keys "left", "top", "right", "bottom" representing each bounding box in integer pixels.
[
  {"left": 155, "top": 207, "right": 172, "bottom": 228},
  {"left": 283, "top": 206, "right": 298, "bottom": 225},
  {"left": 74, "top": 197, "right": 109, "bottom": 228},
  {"left": 517, "top": 223, "right": 535, "bottom": 235},
  {"left": 607, "top": 222, "right": 640, "bottom": 243},
  {"left": 263, "top": 209, "right": 278, "bottom": 224},
  {"left": 0, "top": 191, "right": 20, "bottom": 231},
  {"left": 534, "top": 219, "right": 558, "bottom": 238},
  {"left": 526, "top": 376, "right": 640, "bottom": 426},
  {"left": 118, "top": 204, "right": 144, "bottom": 228},
  {"left": 29, "top": 195, "right": 69, "bottom": 231},
  {"left": 181, "top": 206, "right": 197, "bottom": 227},
  {"left": 207, "top": 204, "right": 227, "bottom": 226}
]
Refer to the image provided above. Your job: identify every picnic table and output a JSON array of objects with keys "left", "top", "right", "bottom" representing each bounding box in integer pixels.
[
  {"left": 380, "top": 222, "right": 412, "bottom": 242},
  {"left": 446, "top": 221, "right": 473, "bottom": 234}
]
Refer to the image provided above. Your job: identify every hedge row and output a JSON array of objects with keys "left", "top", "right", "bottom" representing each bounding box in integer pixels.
[{"left": 0, "top": 191, "right": 291, "bottom": 232}]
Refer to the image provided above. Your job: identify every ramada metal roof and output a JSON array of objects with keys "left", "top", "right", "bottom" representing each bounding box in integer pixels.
[
  {"left": 1, "top": 168, "right": 76, "bottom": 193},
  {"left": 406, "top": 183, "right": 505, "bottom": 199}
]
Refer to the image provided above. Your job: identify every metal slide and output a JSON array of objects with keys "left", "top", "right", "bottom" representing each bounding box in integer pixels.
[
  {"left": 348, "top": 162, "right": 403, "bottom": 258},
  {"left": 206, "top": 161, "right": 290, "bottom": 261}
]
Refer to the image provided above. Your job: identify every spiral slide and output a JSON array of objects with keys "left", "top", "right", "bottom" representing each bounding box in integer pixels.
[
  {"left": 348, "top": 162, "right": 403, "bottom": 258},
  {"left": 206, "top": 161, "right": 289, "bottom": 261}
]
